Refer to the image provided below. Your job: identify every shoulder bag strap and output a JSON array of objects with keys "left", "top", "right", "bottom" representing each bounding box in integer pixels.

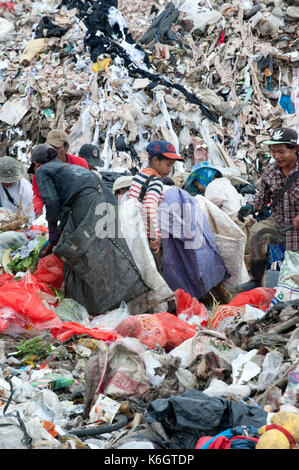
[
  {"left": 270, "top": 170, "right": 299, "bottom": 209},
  {"left": 138, "top": 174, "right": 157, "bottom": 203}
]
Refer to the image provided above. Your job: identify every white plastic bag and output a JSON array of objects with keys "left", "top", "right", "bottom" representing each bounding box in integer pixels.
[
  {"left": 55, "top": 298, "right": 90, "bottom": 326},
  {"left": 0, "top": 231, "right": 29, "bottom": 265},
  {"left": 90, "top": 301, "right": 130, "bottom": 330},
  {"left": 271, "top": 250, "right": 299, "bottom": 305}
]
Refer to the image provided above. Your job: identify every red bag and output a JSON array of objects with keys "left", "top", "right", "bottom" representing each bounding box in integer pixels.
[
  {"left": 34, "top": 254, "right": 64, "bottom": 289},
  {"left": 228, "top": 287, "right": 275, "bottom": 311},
  {"left": 50, "top": 322, "right": 119, "bottom": 343},
  {"left": 0, "top": 272, "right": 62, "bottom": 330},
  {"left": 175, "top": 289, "right": 208, "bottom": 324},
  {"left": 115, "top": 312, "right": 197, "bottom": 352}
]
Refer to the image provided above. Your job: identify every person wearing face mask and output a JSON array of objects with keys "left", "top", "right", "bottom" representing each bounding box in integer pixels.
[
  {"left": 236, "top": 127, "right": 299, "bottom": 292},
  {"left": 0, "top": 156, "right": 35, "bottom": 224}
]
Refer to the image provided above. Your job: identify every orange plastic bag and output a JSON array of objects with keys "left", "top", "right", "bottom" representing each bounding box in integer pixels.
[
  {"left": 228, "top": 287, "right": 275, "bottom": 311},
  {"left": 175, "top": 288, "right": 208, "bottom": 325},
  {"left": 115, "top": 312, "right": 197, "bottom": 352},
  {"left": 34, "top": 254, "right": 64, "bottom": 289}
]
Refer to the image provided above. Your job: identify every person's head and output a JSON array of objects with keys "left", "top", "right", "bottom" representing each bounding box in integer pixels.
[
  {"left": 46, "top": 129, "right": 70, "bottom": 162},
  {"left": 28, "top": 144, "right": 58, "bottom": 174},
  {"left": 113, "top": 175, "right": 133, "bottom": 200},
  {"left": 263, "top": 128, "right": 298, "bottom": 170},
  {"left": 146, "top": 140, "right": 184, "bottom": 178},
  {"left": 0, "top": 156, "right": 25, "bottom": 187},
  {"left": 184, "top": 162, "right": 222, "bottom": 196},
  {"left": 78, "top": 143, "right": 103, "bottom": 170}
]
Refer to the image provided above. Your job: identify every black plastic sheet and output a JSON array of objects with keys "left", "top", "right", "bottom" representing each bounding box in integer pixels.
[{"left": 145, "top": 389, "right": 267, "bottom": 449}]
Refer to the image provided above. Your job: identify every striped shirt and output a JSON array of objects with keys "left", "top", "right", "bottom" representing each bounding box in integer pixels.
[
  {"left": 128, "top": 170, "right": 164, "bottom": 238},
  {"left": 252, "top": 158, "right": 299, "bottom": 251}
]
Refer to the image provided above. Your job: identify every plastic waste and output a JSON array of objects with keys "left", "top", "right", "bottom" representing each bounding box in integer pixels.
[
  {"left": 143, "top": 350, "right": 166, "bottom": 387},
  {"left": 257, "top": 351, "right": 283, "bottom": 391},
  {"left": 0, "top": 17, "right": 14, "bottom": 41},
  {"left": 10, "top": 375, "right": 37, "bottom": 402},
  {"left": 203, "top": 379, "right": 251, "bottom": 399},
  {"left": 232, "top": 350, "right": 260, "bottom": 385},
  {"left": 115, "top": 312, "right": 197, "bottom": 352},
  {"left": 90, "top": 301, "right": 130, "bottom": 330},
  {"left": 0, "top": 231, "right": 29, "bottom": 265},
  {"left": 243, "top": 304, "right": 267, "bottom": 322},
  {"left": 286, "top": 328, "right": 299, "bottom": 363},
  {"left": 0, "top": 416, "right": 27, "bottom": 449},
  {"left": 34, "top": 254, "right": 64, "bottom": 290},
  {"left": 55, "top": 298, "right": 90, "bottom": 326},
  {"left": 50, "top": 322, "right": 119, "bottom": 343},
  {"left": 281, "top": 368, "right": 299, "bottom": 406},
  {"left": 145, "top": 389, "right": 267, "bottom": 449},
  {"left": 16, "top": 388, "right": 67, "bottom": 428},
  {"left": 0, "top": 272, "right": 61, "bottom": 331},
  {"left": 174, "top": 288, "right": 208, "bottom": 325},
  {"left": 117, "top": 441, "right": 156, "bottom": 449},
  {"left": 229, "top": 287, "right": 275, "bottom": 311},
  {"left": 179, "top": 2, "right": 222, "bottom": 32},
  {"left": 30, "top": 372, "right": 74, "bottom": 392}
]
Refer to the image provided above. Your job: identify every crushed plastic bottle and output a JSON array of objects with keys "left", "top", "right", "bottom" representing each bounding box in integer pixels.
[{"left": 257, "top": 351, "right": 283, "bottom": 391}]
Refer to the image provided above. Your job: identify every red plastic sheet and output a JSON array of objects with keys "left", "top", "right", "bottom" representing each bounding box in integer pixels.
[
  {"left": 115, "top": 312, "right": 197, "bottom": 351},
  {"left": 175, "top": 288, "right": 208, "bottom": 325},
  {"left": 228, "top": 287, "right": 275, "bottom": 311},
  {"left": 50, "top": 322, "right": 119, "bottom": 343},
  {"left": 0, "top": 272, "right": 62, "bottom": 331},
  {"left": 34, "top": 254, "right": 64, "bottom": 289}
]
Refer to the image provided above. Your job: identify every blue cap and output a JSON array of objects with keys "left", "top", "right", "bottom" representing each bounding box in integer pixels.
[{"left": 146, "top": 140, "right": 184, "bottom": 161}]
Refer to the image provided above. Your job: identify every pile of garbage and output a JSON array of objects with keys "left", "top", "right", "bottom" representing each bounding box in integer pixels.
[
  {"left": 0, "top": 0, "right": 298, "bottom": 179},
  {"left": 0, "top": 0, "right": 299, "bottom": 452},
  {"left": 0, "top": 239, "right": 298, "bottom": 449}
]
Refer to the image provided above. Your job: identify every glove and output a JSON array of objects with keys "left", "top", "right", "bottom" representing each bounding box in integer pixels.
[
  {"left": 49, "top": 229, "right": 60, "bottom": 245},
  {"left": 235, "top": 183, "right": 256, "bottom": 196},
  {"left": 254, "top": 206, "right": 272, "bottom": 221},
  {"left": 39, "top": 240, "right": 53, "bottom": 258},
  {"left": 237, "top": 203, "right": 254, "bottom": 222}
]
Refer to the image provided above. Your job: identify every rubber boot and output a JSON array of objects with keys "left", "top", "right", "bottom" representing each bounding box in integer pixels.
[{"left": 232, "top": 259, "right": 267, "bottom": 294}]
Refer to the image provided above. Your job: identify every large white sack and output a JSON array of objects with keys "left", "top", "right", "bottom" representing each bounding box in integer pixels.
[
  {"left": 195, "top": 195, "right": 249, "bottom": 290},
  {"left": 204, "top": 177, "right": 244, "bottom": 216},
  {"left": 118, "top": 195, "right": 174, "bottom": 314}
]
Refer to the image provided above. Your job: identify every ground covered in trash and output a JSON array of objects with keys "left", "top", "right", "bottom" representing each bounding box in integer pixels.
[
  {"left": 0, "top": 0, "right": 299, "bottom": 452},
  {"left": 0, "top": 285, "right": 298, "bottom": 450}
]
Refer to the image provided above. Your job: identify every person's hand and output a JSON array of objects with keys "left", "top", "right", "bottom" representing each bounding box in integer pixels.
[
  {"left": 39, "top": 240, "right": 53, "bottom": 258},
  {"left": 237, "top": 203, "right": 254, "bottom": 222},
  {"left": 292, "top": 214, "right": 299, "bottom": 230},
  {"left": 150, "top": 238, "right": 161, "bottom": 254}
]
